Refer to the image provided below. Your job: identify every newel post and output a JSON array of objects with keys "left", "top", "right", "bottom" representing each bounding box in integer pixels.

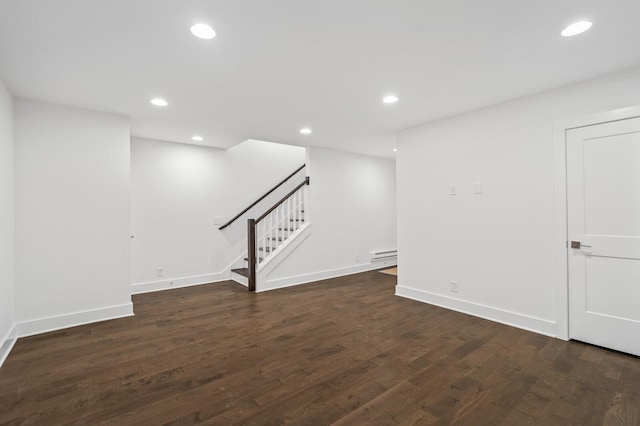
[{"left": 247, "top": 218, "right": 257, "bottom": 292}]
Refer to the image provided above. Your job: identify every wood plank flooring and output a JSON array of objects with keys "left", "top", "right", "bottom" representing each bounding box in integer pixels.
[{"left": 1, "top": 270, "right": 639, "bottom": 425}]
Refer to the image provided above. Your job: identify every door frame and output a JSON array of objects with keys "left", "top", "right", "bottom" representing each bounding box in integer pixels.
[{"left": 552, "top": 105, "right": 640, "bottom": 340}]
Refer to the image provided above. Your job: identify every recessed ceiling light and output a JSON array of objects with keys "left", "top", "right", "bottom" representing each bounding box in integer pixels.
[
  {"left": 300, "top": 128, "right": 312, "bottom": 135},
  {"left": 561, "top": 21, "right": 592, "bottom": 37},
  {"left": 383, "top": 95, "right": 399, "bottom": 104},
  {"left": 192, "top": 135, "right": 204, "bottom": 142},
  {"left": 393, "top": 148, "right": 397, "bottom": 152},
  {"left": 150, "top": 98, "right": 168, "bottom": 107},
  {"left": 191, "top": 24, "right": 216, "bottom": 40}
]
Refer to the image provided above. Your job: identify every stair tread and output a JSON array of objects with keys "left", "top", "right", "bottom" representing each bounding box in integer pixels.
[{"left": 231, "top": 268, "right": 249, "bottom": 278}]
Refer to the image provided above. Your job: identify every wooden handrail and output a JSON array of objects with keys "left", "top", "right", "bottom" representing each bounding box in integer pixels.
[
  {"left": 219, "top": 164, "right": 305, "bottom": 230},
  {"left": 256, "top": 177, "right": 309, "bottom": 223}
]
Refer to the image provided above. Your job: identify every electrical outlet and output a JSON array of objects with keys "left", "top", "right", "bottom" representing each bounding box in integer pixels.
[
  {"left": 355, "top": 255, "right": 359, "bottom": 262},
  {"left": 450, "top": 281, "right": 458, "bottom": 293},
  {"left": 156, "top": 267, "right": 164, "bottom": 277}
]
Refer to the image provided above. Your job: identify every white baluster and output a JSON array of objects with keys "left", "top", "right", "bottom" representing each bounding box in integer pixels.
[
  {"left": 278, "top": 204, "right": 283, "bottom": 248},
  {"left": 301, "top": 187, "right": 305, "bottom": 224},
  {"left": 298, "top": 188, "right": 302, "bottom": 227},
  {"left": 294, "top": 191, "right": 299, "bottom": 231},
  {"left": 276, "top": 205, "right": 280, "bottom": 244},
  {"left": 267, "top": 213, "right": 271, "bottom": 259},
  {"left": 304, "top": 183, "right": 309, "bottom": 223},
  {"left": 299, "top": 187, "right": 303, "bottom": 226},
  {"left": 287, "top": 196, "right": 292, "bottom": 239},
  {"left": 255, "top": 221, "right": 260, "bottom": 265},
  {"left": 269, "top": 211, "right": 273, "bottom": 257},
  {"left": 259, "top": 221, "right": 264, "bottom": 264},
  {"left": 271, "top": 208, "right": 275, "bottom": 254},
  {"left": 261, "top": 217, "right": 264, "bottom": 260},
  {"left": 294, "top": 189, "right": 298, "bottom": 231},
  {"left": 273, "top": 207, "right": 277, "bottom": 251}
]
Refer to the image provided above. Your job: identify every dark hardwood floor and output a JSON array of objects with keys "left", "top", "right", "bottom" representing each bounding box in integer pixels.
[{"left": 1, "top": 271, "right": 639, "bottom": 425}]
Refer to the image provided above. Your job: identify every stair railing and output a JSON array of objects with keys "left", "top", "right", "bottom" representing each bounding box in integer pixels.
[
  {"left": 247, "top": 176, "right": 309, "bottom": 291},
  {"left": 219, "top": 164, "right": 305, "bottom": 230}
]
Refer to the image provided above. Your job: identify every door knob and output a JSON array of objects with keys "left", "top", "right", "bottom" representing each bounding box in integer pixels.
[{"left": 571, "top": 241, "right": 591, "bottom": 249}]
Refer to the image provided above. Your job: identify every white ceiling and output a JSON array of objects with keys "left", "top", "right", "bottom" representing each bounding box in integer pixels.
[{"left": 0, "top": 0, "right": 639, "bottom": 158}]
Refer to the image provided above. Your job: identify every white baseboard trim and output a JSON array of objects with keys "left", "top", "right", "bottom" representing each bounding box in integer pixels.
[
  {"left": 259, "top": 260, "right": 397, "bottom": 293},
  {"left": 131, "top": 253, "right": 247, "bottom": 295},
  {"left": 14, "top": 302, "right": 134, "bottom": 338},
  {"left": 131, "top": 272, "right": 230, "bottom": 295},
  {"left": 395, "top": 285, "right": 557, "bottom": 338},
  {"left": 0, "top": 323, "right": 17, "bottom": 368}
]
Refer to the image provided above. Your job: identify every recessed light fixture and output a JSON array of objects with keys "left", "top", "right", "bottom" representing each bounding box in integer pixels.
[
  {"left": 383, "top": 95, "right": 399, "bottom": 104},
  {"left": 191, "top": 24, "right": 216, "bottom": 40},
  {"left": 300, "top": 128, "right": 312, "bottom": 135},
  {"left": 150, "top": 98, "right": 168, "bottom": 107},
  {"left": 393, "top": 148, "right": 397, "bottom": 152},
  {"left": 192, "top": 135, "right": 204, "bottom": 142},
  {"left": 561, "top": 21, "right": 592, "bottom": 37}
]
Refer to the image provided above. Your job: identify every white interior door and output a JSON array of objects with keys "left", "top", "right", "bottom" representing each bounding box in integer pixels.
[{"left": 567, "top": 116, "right": 640, "bottom": 356}]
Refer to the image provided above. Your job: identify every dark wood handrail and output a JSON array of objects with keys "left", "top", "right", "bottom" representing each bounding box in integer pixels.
[
  {"left": 256, "top": 177, "right": 309, "bottom": 223},
  {"left": 219, "top": 164, "right": 305, "bottom": 230}
]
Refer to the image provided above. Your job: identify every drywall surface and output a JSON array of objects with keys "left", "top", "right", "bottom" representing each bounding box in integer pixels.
[
  {"left": 130, "top": 138, "right": 305, "bottom": 290},
  {"left": 396, "top": 66, "right": 640, "bottom": 336},
  {"left": 264, "top": 147, "right": 397, "bottom": 289},
  {"left": 14, "top": 99, "right": 132, "bottom": 335},
  {"left": 0, "top": 78, "right": 15, "bottom": 359}
]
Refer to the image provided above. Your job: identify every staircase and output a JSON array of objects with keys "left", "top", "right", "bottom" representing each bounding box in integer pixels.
[
  {"left": 224, "top": 168, "right": 310, "bottom": 291},
  {"left": 231, "top": 208, "right": 306, "bottom": 282}
]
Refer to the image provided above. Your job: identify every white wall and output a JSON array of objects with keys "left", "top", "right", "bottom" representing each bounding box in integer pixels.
[
  {"left": 130, "top": 138, "right": 305, "bottom": 292},
  {"left": 264, "top": 147, "right": 397, "bottom": 290},
  {"left": 14, "top": 99, "right": 132, "bottom": 336},
  {"left": 0, "top": 78, "right": 15, "bottom": 364},
  {"left": 396, "top": 66, "right": 640, "bottom": 337}
]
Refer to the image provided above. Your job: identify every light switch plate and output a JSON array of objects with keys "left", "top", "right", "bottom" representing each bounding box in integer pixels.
[{"left": 473, "top": 182, "right": 482, "bottom": 194}]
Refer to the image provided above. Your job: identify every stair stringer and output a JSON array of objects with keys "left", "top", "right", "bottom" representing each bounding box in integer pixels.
[{"left": 255, "top": 222, "right": 312, "bottom": 292}]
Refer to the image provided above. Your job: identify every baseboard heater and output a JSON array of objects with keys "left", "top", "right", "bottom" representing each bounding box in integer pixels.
[{"left": 370, "top": 250, "right": 397, "bottom": 262}]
